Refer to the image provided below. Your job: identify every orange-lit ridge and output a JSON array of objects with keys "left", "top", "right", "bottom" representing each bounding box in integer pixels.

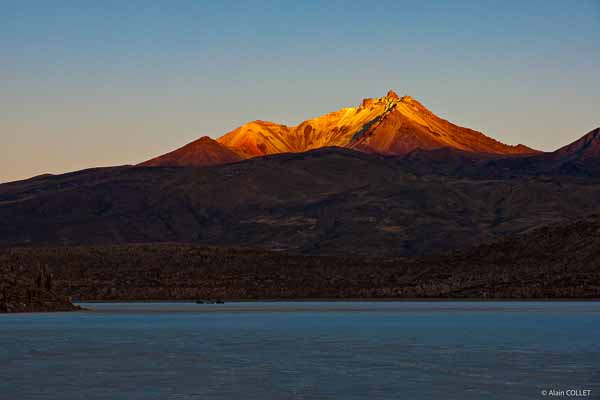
[{"left": 141, "top": 90, "right": 538, "bottom": 167}]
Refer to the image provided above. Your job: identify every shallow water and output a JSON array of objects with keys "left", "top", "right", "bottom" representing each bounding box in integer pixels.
[{"left": 1, "top": 301, "right": 599, "bottom": 400}]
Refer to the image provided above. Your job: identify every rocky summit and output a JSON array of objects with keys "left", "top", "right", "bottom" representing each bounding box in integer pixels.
[{"left": 141, "top": 91, "right": 537, "bottom": 167}]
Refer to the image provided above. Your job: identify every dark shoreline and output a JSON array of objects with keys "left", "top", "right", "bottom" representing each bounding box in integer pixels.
[
  {"left": 3, "top": 216, "right": 600, "bottom": 312},
  {"left": 5, "top": 298, "right": 598, "bottom": 314},
  {"left": 76, "top": 298, "right": 600, "bottom": 303}
]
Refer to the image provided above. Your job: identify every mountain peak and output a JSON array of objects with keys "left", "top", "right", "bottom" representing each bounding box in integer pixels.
[
  {"left": 386, "top": 89, "right": 400, "bottom": 100},
  {"left": 553, "top": 127, "right": 600, "bottom": 161},
  {"left": 140, "top": 136, "right": 242, "bottom": 167},
  {"left": 142, "top": 90, "right": 538, "bottom": 167}
]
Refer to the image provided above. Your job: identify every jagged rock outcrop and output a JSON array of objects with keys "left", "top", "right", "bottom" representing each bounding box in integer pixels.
[{"left": 0, "top": 262, "right": 79, "bottom": 313}]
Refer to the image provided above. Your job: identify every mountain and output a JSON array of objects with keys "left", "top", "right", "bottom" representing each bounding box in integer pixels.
[
  {"left": 542, "top": 128, "right": 600, "bottom": 174},
  {"left": 3, "top": 147, "right": 600, "bottom": 256},
  {"left": 142, "top": 90, "right": 537, "bottom": 166},
  {"left": 2, "top": 89, "right": 599, "bottom": 258},
  {"left": 140, "top": 136, "right": 242, "bottom": 167},
  {"left": 478, "top": 128, "right": 600, "bottom": 177},
  {"left": 552, "top": 128, "right": 600, "bottom": 161},
  {"left": 345, "top": 91, "right": 537, "bottom": 156}
]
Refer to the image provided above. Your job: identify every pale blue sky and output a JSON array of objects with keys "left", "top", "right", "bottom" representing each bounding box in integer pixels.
[{"left": 2, "top": 0, "right": 599, "bottom": 182}]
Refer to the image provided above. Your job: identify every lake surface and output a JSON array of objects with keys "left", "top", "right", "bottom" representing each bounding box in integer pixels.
[{"left": 1, "top": 301, "right": 599, "bottom": 400}]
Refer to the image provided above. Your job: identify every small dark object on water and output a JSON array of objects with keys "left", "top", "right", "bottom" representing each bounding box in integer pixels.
[{"left": 195, "top": 299, "right": 225, "bottom": 304}]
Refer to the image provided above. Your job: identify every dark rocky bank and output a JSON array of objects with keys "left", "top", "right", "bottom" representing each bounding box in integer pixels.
[
  {"left": 1, "top": 216, "right": 599, "bottom": 304},
  {"left": 0, "top": 264, "right": 80, "bottom": 313}
]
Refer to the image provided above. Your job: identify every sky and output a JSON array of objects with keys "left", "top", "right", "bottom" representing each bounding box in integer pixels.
[{"left": 2, "top": 0, "right": 599, "bottom": 183}]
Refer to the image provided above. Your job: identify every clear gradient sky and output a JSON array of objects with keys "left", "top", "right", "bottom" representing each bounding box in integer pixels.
[{"left": 2, "top": 0, "right": 599, "bottom": 183}]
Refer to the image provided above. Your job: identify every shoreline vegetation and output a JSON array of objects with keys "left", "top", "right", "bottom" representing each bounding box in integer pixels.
[{"left": 1, "top": 215, "right": 599, "bottom": 312}]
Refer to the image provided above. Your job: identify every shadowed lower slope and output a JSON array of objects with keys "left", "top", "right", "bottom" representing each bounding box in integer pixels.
[
  {"left": 2, "top": 216, "right": 599, "bottom": 300},
  {"left": 3, "top": 147, "right": 600, "bottom": 256}
]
